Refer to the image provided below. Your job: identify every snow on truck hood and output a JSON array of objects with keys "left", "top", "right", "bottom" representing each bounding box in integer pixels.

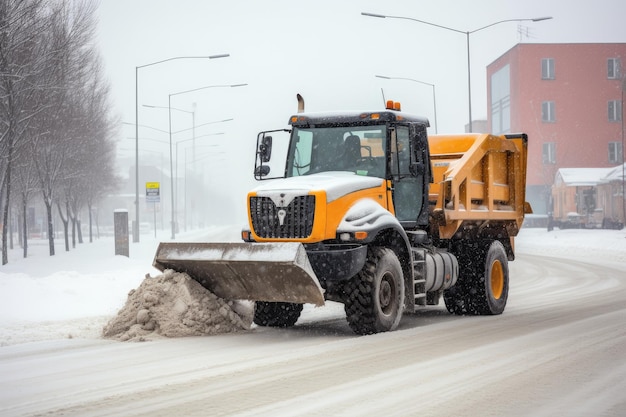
[{"left": 252, "top": 172, "right": 383, "bottom": 203}]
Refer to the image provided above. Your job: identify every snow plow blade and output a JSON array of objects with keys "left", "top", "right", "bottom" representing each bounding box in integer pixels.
[{"left": 152, "top": 242, "right": 325, "bottom": 306}]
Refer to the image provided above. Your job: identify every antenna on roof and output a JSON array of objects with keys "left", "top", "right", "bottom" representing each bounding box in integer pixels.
[{"left": 518, "top": 24, "right": 537, "bottom": 42}]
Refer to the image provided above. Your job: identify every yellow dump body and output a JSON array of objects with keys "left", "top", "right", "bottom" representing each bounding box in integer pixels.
[{"left": 428, "top": 133, "right": 531, "bottom": 239}]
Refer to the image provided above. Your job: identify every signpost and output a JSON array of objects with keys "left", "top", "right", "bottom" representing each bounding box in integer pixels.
[{"left": 146, "top": 182, "right": 160, "bottom": 238}]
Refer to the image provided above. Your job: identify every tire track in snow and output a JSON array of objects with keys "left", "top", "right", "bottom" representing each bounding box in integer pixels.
[{"left": 1, "top": 253, "right": 624, "bottom": 416}]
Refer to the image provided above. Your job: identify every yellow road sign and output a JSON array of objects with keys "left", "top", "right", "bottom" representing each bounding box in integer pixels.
[{"left": 146, "top": 182, "right": 160, "bottom": 202}]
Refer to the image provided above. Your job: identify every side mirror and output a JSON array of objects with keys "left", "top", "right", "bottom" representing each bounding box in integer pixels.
[
  {"left": 255, "top": 165, "right": 270, "bottom": 178},
  {"left": 258, "top": 135, "right": 272, "bottom": 162},
  {"left": 253, "top": 129, "right": 290, "bottom": 180}
]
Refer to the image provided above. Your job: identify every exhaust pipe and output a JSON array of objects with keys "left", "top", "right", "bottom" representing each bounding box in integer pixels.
[{"left": 297, "top": 93, "right": 305, "bottom": 113}]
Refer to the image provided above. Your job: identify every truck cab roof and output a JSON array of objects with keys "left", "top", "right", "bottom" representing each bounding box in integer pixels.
[{"left": 288, "top": 110, "right": 430, "bottom": 127}]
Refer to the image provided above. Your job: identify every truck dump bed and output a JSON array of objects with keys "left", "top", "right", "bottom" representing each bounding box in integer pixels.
[{"left": 428, "top": 133, "right": 530, "bottom": 240}]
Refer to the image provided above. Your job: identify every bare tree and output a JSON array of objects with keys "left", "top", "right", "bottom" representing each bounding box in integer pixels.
[
  {"left": 1, "top": 0, "right": 116, "bottom": 261},
  {"left": 11, "top": 139, "right": 40, "bottom": 257},
  {"left": 0, "top": 0, "right": 54, "bottom": 264},
  {"left": 64, "top": 54, "right": 118, "bottom": 248},
  {"left": 32, "top": 0, "right": 113, "bottom": 255},
  {"left": 79, "top": 57, "right": 120, "bottom": 244}
]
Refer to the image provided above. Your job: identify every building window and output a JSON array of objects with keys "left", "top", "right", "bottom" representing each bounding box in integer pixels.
[
  {"left": 608, "top": 58, "right": 621, "bottom": 79},
  {"left": 608, "top": 100, "right": 622, "bottom": 122},
  {"left": 541, "top": 58, "right": 555, "bottom": 80},
  {"left": 609, "top": 142, "right": 623, "bottom": 164},
  {"left": 542, "top": 101, "right": 555, "bottom": 122},
  {"left": 543, "top": 142, "right": 556, "bottom": 164}
]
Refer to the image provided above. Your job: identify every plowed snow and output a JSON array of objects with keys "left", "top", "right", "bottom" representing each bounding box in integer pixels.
[{"left": 102, "top": 269, "right": 253, "bottom": 341}]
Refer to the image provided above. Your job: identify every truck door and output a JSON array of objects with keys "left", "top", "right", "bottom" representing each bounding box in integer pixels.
[{"left": 390, "top": 125, "right": 424, "bottom": 225}]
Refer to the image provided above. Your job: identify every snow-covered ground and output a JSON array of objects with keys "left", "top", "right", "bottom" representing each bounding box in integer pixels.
[
  {"left": 0, "top": 225, "right": 245, "bottom": 346},
  {"left": 1, "top": 225, "right": 623, "bottom": 345},
  {"left": 0, "top": 226, "right": 625, "bottom": 416}
]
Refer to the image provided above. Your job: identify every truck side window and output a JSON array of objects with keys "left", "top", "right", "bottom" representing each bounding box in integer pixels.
[
  {"left": 292, "top": 131, "right": 313, "bottom": 176},
  {"left": 391, "top": 126, "right": 411, "bottom": 177},
  {"left": 392, "top": 125, "right": 423, "bottom": 224}
]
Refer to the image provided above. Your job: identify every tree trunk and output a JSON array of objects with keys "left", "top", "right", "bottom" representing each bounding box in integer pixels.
[
  {"left": 57, "top": 201, "right": 69, "bottom": 252},
  {"left": 44, "top": 198, "right": 55, "bottom": 256},
  {"left": 63, "top": 220, "right": 69, "bottom": 252},
  {"left": 9, "top": 206, "right": 14, "bottom": 250},
  {"left": 71, "top": 214, "right": 76, "bottom": 249},
  {"left": 17, "top": 208, "right": 23, "bottom": 247},
  {"left": 77, "top": 219, "right": 83, "bottom": 244},
  {"left": 22, "top": 196, "right": 28, "bottom": 258},
  {"left": 88, "top": 203, "right": 93, "bottom": 243},
  {"left": 2, "top": 169, "right": 11, "bottom": 265},
  {"left": 64, "top": 219, "right": 69, "bottom": 251}
]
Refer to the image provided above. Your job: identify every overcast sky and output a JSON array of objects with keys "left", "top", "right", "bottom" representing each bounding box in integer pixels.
[{"left": 95, "top": 0, "right": 625, "bottom": 194}]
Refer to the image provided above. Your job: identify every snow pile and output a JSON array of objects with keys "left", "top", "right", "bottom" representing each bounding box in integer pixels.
[{"left": 102, "top": 269, "right": 253, "bottom": 341}]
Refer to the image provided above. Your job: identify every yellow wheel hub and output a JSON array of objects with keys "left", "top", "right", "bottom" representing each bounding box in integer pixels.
[{"left": 490, "top": 260, "right": 504, "bottom": 299}]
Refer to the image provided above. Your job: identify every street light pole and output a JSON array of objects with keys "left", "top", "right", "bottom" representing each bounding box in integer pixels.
[
  {"left": 362, "top": 13, "right": 552, "bottom": 132},
  {"left": 175, "top": 134, "right": 224, "bottom": 231},
  {"left": 144, "top": 104, "right": 195, "bottom": 235},
  {"left": 167, "top": 83, "right": 246, "bottom": 239},
  {"left": 376, "top": 75, "right": 438, "bottom": 133},
  {"left": 466, "top": 32, "right": 472, "bottom": 132},
  {"left": 134, "top": 54, "right": 229, "bottom": 242},
  {"left": 620, "top": 74, "right": 626, "bottom": 225}
]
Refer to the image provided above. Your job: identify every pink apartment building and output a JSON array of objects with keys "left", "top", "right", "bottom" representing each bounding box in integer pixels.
[{"left": 486, "top": 43, "right": 625, "bottom": 215}]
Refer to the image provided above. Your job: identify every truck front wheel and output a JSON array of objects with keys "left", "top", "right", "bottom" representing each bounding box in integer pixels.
[
  {"left": 253, "top": 301, "right": 303, "bottom": 327},
  {"left": 343, "top": 247, "right": 405, "bottom": 335}
]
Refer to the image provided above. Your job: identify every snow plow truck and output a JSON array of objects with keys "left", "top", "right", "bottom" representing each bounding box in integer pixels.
[{"left": 153, "top": 97, "right": 532, "bottom": 335}]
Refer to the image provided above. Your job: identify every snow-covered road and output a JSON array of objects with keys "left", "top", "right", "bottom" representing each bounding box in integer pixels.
[{"left": 1, "top": 228, "right": 625, "bottom": 416}]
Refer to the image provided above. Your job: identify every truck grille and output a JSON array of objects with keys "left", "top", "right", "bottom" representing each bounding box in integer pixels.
[{"left": 250, "top": 195, "right": 315, "bottom": 239}]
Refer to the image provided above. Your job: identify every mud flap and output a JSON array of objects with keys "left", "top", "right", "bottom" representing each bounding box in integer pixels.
[{"left": 153, "top": 242, "right": 325, "bottom": 306}]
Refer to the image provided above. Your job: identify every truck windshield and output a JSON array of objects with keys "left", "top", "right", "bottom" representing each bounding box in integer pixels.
[{"left": 287, "top": 125, "right": 387, "bottom": 178}]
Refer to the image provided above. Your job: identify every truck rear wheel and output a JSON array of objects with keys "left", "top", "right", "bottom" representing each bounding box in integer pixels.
[
  {"left": 343, "top": 247, "right": 405, "bottom": 335},
  {"left": 253, "top": 301, "right": 303, "bottom": 327},
  {"left": 476, "top": 240, "right": 509, "bottom": 315},
  {"left": 444, "top": 240, "right": 509, "bottom": 315}
]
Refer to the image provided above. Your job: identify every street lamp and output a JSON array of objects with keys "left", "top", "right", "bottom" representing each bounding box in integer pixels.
[
  {"left": 142, "top": 105, "right": 195, "bottom": 227},
  {"left": 134, "top": 54, "right": 229, "bottom": 242},
  {"left": 144, "top": 103, "right": 196, "bottom": 159},
  {"left": 376, "top": 75, "right": 438, "bottom": 133},
  {"left": 167, "top": 83, "right": 247, "bottom": 239},
  {"left": 171, "top": 122, "right": 232, "bottom": 231},
  {"left": 175, "top": 133, "right": 224, "bottom": 231},
  {"left": 362, "top": 12, "right": 552, "bottom": 132},
  {"left": 123, "top": 121, "right": 169, "bottom": 135},
  {"left": 168, "top": 84, "right": 246, "bottom": 167}
]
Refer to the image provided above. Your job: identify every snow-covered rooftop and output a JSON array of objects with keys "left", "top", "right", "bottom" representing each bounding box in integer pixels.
[
  {"left": 600, "top": 163, "right": 626, "bottom": 182},
  {"left": 556, "top": 167, "right": 615, "bottom": 186}
]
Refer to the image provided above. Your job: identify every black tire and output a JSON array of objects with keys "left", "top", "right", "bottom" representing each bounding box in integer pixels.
[
  {"left": 474, "top": 240, "right": 509, "bottom": 315},
  {"left": 444, "top": 240, "right": 509, "bottom": 316},
  {"left": 253, "top": 301, "right": 303, "bottom": 327},
  {"left": 343, "top": 247, "right": 405, "bottom": 335},
  {"left": 443, "top": 242, "right": 481, "bottom": 315},
  {"left": 443, "top": 278, "right": 471, "bottom": 315}
]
